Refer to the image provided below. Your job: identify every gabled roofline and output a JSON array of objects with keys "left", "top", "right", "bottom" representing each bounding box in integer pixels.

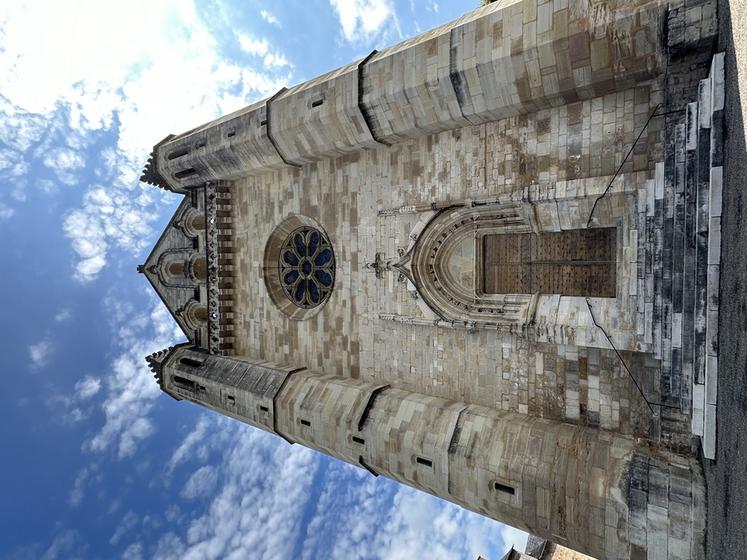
[{"left": 138, "top": 194, "right": 199, "bottom": 343}]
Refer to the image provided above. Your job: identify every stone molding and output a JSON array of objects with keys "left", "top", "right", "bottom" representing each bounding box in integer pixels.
[{"left": 205, "top": 181, "right": 236, "bottom": 354}]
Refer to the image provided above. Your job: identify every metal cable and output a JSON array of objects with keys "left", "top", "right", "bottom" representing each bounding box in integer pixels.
[{"left": 585, "top": 298, "right": 680, "bottom": 413}]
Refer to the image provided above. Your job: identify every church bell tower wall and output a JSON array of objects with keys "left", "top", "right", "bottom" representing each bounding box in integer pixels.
[
  {"left": 361, "top": 0, "right": 664, "bottom": 143},
  {"left": 273, "top": 371, "right": 391, "bottom": 467},
  {"left": 269, "top": 61, "right": 381, "bottom": 164},
  {"left": 264, "top": 365, "right": 704, "bottom": 559},
  {"left": 150, "top": 0, "right": 667, "bottom": 190},
  {"left": 160, "top": 346, "right": 302, "bottom": 435},
  {"left": 154, "top": 100, "right": 287, "bottom": 192}
]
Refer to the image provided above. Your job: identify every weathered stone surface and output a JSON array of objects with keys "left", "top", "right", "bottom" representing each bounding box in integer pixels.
[{"left": 139, "top": 0, "right": 725, "bottom": 557}]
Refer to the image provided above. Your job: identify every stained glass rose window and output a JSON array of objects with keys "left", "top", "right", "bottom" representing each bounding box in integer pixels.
[{"left": 279, "top": 227, "right": 335, "bottom": 309}]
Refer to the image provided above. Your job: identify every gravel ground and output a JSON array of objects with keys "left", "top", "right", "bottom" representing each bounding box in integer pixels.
[{"left": 703, "top": 1, "right": 747, "bottom": 557}]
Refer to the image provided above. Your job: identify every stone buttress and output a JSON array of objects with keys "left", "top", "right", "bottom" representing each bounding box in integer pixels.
[{"left": 150, "top": 347, "right": 705, "bottom": 560}]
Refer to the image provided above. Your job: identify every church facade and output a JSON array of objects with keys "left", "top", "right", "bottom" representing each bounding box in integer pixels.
[{"left": 139, "top": 0, "right": 725, "bottom": 558}]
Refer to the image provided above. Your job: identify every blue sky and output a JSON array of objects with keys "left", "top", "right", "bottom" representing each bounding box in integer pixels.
[{"left": 0, "top": 1, "right": 527, "bottom": 558}]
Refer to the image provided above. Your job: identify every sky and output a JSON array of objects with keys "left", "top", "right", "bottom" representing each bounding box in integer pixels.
[{"left": 0, "top": 1, "right": 529, "bottom": 558}]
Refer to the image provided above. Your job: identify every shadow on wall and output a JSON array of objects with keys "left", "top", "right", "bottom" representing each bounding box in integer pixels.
[{"left": 705, "top": 0, "right": 747, "bottom": 559}]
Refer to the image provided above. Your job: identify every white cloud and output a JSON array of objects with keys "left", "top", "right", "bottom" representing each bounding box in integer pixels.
[
  {"left": 238, "top": 34, "right": 290, "bottom": 68},
  {"left": 147, "top": 418, "right": 318, "bottom": 560},
  {"left": 238, "top": 34, "right": 270, "bottom": 57},
  {"left": 42, "top": 146, "right": 85, "bottom": 186},
  {"left": 28, "top": 338, "right": 53, "bottom": 369},
  {"left": 74, "top": 376, "right": 102, "bottom": 400},
  {"left": 63, "top": 185, "right": 157, "bottom": 282},
  {"left": 260, "top": 10, "right": 280, "bottom": 25},
  {"left": 181, "top": 465, "right": 219, "bottom": 500},
  {"left": 41, "top": 529, "right": 84, "bottom": 560},
  {"left": 131, "top": 409, "right": 522, "bottom": 560},
  {"left": 0, "top": 201, "right": 14, "bottom": 221},
  {"left": 263, "top": 52, "right": 289, "bottom": 69},
  {"left": 46, "top": 376, "right": 102, "bottom": 425},
  {"left": 0, "top": 97, "right": 48, "bottom": 152},
  {"left": 68, "top": 466, "right": 100, "bottom": 508},
  {"left": 166, "top": 415, "right": 211, "bottom": 475},
  {"left": 296, "top": 459, "right": 524, "bottom": 560},
  {"left": 55, "top": 308, "right": 72, "bottom": 322},
  {"left": 0, "top": 0, "right": 292, "bottom": 281},
  {"left": 110, "top": 511, "right": 139, "bottom": 546},
  {"left": 122, "top": 542, "right": 145, "bottom": 560},
  {"left": 86, "top": 299, "right": 183, "bottom": 459},
  {"left": 329, "top": 0, "right": 399, "bottom": 44}
]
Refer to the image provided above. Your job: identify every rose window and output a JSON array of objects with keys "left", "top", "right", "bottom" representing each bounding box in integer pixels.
[{"left": 279, "top": 227, "right": 335, "bottom": 309}]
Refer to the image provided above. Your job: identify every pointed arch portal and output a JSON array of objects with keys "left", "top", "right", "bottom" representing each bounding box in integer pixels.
[{"left": 409, "top": 203, "right": 618, "bottom": 328}]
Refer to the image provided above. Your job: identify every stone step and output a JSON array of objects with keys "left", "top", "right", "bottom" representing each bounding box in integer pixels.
[
  {"left": 638, "top": 53, "right": 724, "bottom": 458},
  {"left": 685, "top": 53, "right": 724, "bottom": 459}
]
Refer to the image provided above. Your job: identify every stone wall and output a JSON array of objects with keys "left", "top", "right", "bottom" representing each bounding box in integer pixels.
[
  {"left": 158, "top": 351, "right": 705, "bottom": 560},
  {"left": 227, "top": 84, "right": 666, "bottom": 442},
  {"left": 140, "top": 0, "right": 724, "bottom": 556},
  {"left": 150, "top": 0, "right": 666, "bottom": 191}
]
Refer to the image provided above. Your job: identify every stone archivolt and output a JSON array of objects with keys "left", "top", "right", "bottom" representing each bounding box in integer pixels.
[{"left": 410, "top": 202, "right": 535, "bottom": 327}]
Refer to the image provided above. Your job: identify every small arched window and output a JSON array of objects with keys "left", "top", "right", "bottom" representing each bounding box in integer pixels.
[
  {"left": 179, "top": 357, "right": 203, "bottom": 368},
  {"left": 191, "top": 256, "right": 207, "bottom": 282},
  {"left": 168, "top": 262, "right": 184, "bottom": 277}
]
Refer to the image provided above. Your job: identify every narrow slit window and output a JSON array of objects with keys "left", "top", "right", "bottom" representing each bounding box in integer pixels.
[
  {"left": 179, "top": 357, "right": 203, "bottom": 368},
  {"left": 197, "top": 384, "right": 206, "bottom": 392},
  {"left": 494, "top": 482, "right": 515, "bottom": 495},
  {"left": 416, "top": 457, "right": 433, "bottom": 467},
  {"left": 260, "top": 119, "right": 267, "bottom": 126},
  {"left": 174, "top": 168, "right": 197, "bottom": 179},
  {"left": 311, "top": 98, "right": 324, "bottom": 108},
  {"left": 226, "top": 395, "right": 235, "bottom": 404},
  {"left": 192, "top": 237, "right": 200, "bottom": 250},
  {"left": 259, "top": 405, "right": 269, "bottom": 412},
  {"left": 173, "top": 375, "right": 195, "bottom": 390},
  {"left": 300, "top": 419, "right": 311, "bottom": 427},
  {"left": 193, "top": 287, "right": 201, "bottom": 302},
  {"left": 352, "top": 436, "right": 365, "bottom": 445},
  {"left": 167, "top": 148, "right": 189, "bottom": 160},
  {"left": 226, "top": 128, "right": 236, "bottom": 138}
]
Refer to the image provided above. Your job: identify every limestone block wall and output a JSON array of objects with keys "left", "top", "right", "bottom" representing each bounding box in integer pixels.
[
  {"left": 360, "top": 388, "right": 464, "bottom": 497},
  {"left": 449, "top": 0, "right": 664, "bottom": 122},
  {"left": 359, "top": 13, "right": 471, "bottom": 142},
  {"left": 150, "top": 0, "right": 667, "bottom": 191},
  {"left": 273, "top": 371, "right": 389, "bottom": 467},
  {"left": 224, "top": 82, "right": 676, "bottom": 442},
  {"left": 270, "top": 61, "right": 380, "bottom": 164},
  {"left": 160, "top": 347, "right": 300, "bottom": 434},
  {"left": 180, "top": 354, "right": 704, "bottom": 560},
  {"left": 157, "top": 99, "right": 286, "bottom": 191}
]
